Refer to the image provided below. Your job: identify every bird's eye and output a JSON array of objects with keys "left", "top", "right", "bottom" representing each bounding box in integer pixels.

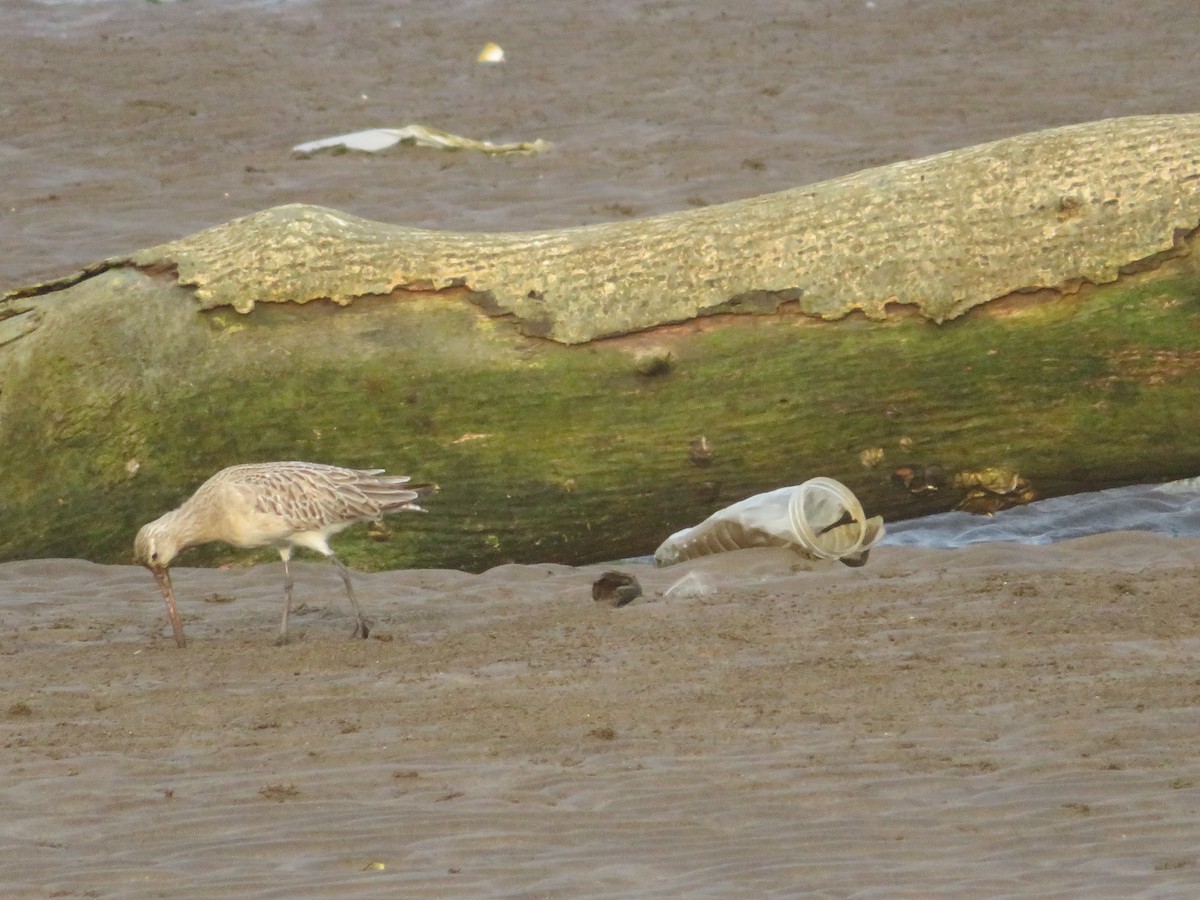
[{"left": 151, "top": 551, "right": 159, "bottom": 562}]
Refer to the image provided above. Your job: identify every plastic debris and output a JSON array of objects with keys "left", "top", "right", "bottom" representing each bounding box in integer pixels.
[
  {"left": 654, "top": 477, "right": 885, "bottom": 567},
  {"left": 292, "top": 125, "right": 548, "bottom": 157},
  {"left": 662, "top": 571, "right": 715, "bottom": 599}
]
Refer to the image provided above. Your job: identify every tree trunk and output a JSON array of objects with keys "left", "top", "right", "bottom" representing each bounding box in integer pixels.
[{"left": 2, "top": 114, "right": 1199, "bottom": 570}]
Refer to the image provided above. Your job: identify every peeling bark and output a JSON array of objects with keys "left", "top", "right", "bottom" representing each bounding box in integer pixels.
[{"left": 8, "top": 114, "right": 1200, "bottom": 344}]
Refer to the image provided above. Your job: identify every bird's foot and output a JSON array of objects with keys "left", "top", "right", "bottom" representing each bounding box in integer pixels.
[
  {"left": 274, "top": 633, "right": 291, "bottom": 647},
  {"left": 350, "top": 622, "right": 370, "bottom": 640}
]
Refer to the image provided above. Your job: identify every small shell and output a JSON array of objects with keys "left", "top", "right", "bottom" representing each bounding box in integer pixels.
[
  {"left": 477, "top": 42, "right": 505, "bottom": 63},
  {"left": 592, "top": 571, "right": 642, "bottom": 607}
]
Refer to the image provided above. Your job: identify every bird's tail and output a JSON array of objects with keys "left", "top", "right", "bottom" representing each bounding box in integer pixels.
[
  {"left": 364, "top": 477, "right": 438, "bottom": 514},
  {"left": 397, "top": 481, "right": 439, "bottom": 513}
]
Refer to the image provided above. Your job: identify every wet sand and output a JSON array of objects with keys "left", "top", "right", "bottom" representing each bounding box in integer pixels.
[
  {"left": 3, "top": 537, "right": 1200, "bottom": 896},
  {"left": 4, "top": 0, "right": 1200, "bottom": 895}
]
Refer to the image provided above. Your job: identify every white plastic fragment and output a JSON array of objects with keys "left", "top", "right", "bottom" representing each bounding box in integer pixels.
[
  {"left": 292, "top": 124, "right": 548, "bottom": 157},
  {"left": 662, "top": 571, "right": 715, "bottom": 599}
]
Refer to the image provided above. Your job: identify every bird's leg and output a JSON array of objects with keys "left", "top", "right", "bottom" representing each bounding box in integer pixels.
[
  {"left": 329, "top": 554, "right": 370, "bottom": 639},
  {"left": 276, "top": 549, "right": 295, "bottom": 646}
]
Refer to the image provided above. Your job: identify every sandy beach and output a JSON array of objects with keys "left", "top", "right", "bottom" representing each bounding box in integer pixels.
[
  {"left": 3, "top": 537, "right": 1200, "bottom": 896},
  {"left": 4, "top": 0, "right": 1200, "bottom": 896}
]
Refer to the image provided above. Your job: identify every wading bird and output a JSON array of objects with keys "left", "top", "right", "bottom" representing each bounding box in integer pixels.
[{"left": 134, "top": 461, "right": 427, "bottom": 647}]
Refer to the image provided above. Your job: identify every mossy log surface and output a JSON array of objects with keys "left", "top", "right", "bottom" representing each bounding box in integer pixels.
[{"left": 2, "top": 114, "right": 1200, "bottom": 570}]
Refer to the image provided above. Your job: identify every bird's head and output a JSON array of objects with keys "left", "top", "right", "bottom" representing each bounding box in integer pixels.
[
  {"left": 134, "top": 517, "right": 181, "bottom": 571},
  {"left": 134, "top": 515, "right": 189, "bottom": 649}
]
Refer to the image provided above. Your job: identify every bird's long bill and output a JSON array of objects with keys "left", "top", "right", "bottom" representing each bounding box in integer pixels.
[{"left": 152, "top": 568, "right": 187, "bottom": 649}]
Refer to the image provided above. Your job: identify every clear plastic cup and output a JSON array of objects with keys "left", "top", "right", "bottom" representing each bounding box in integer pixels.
[{"left": 654, "top": 477, "right": 884, "bottom": 567}]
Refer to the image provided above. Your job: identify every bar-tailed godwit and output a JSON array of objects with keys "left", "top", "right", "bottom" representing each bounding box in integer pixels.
[{"left": 134, "top": 461, "right": 426, "bottom": 647}]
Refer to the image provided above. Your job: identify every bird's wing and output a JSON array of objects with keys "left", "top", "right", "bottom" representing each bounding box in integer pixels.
[{"left": 235, "top": 463, "right": 418, "bottom": 527}]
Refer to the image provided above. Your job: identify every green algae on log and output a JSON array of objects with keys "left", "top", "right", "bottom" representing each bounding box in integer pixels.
[{"left": 2, "top": 114, "right": 1200, "bottom": 570}]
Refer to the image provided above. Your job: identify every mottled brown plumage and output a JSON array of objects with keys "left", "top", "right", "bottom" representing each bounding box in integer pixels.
[{"left": 134, "top": 462, "right": 425, "bottom": 647}]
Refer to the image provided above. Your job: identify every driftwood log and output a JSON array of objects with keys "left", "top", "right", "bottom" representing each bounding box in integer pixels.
[{"left": 3, "top": 114, "right": 1199, "bottom": 570}]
